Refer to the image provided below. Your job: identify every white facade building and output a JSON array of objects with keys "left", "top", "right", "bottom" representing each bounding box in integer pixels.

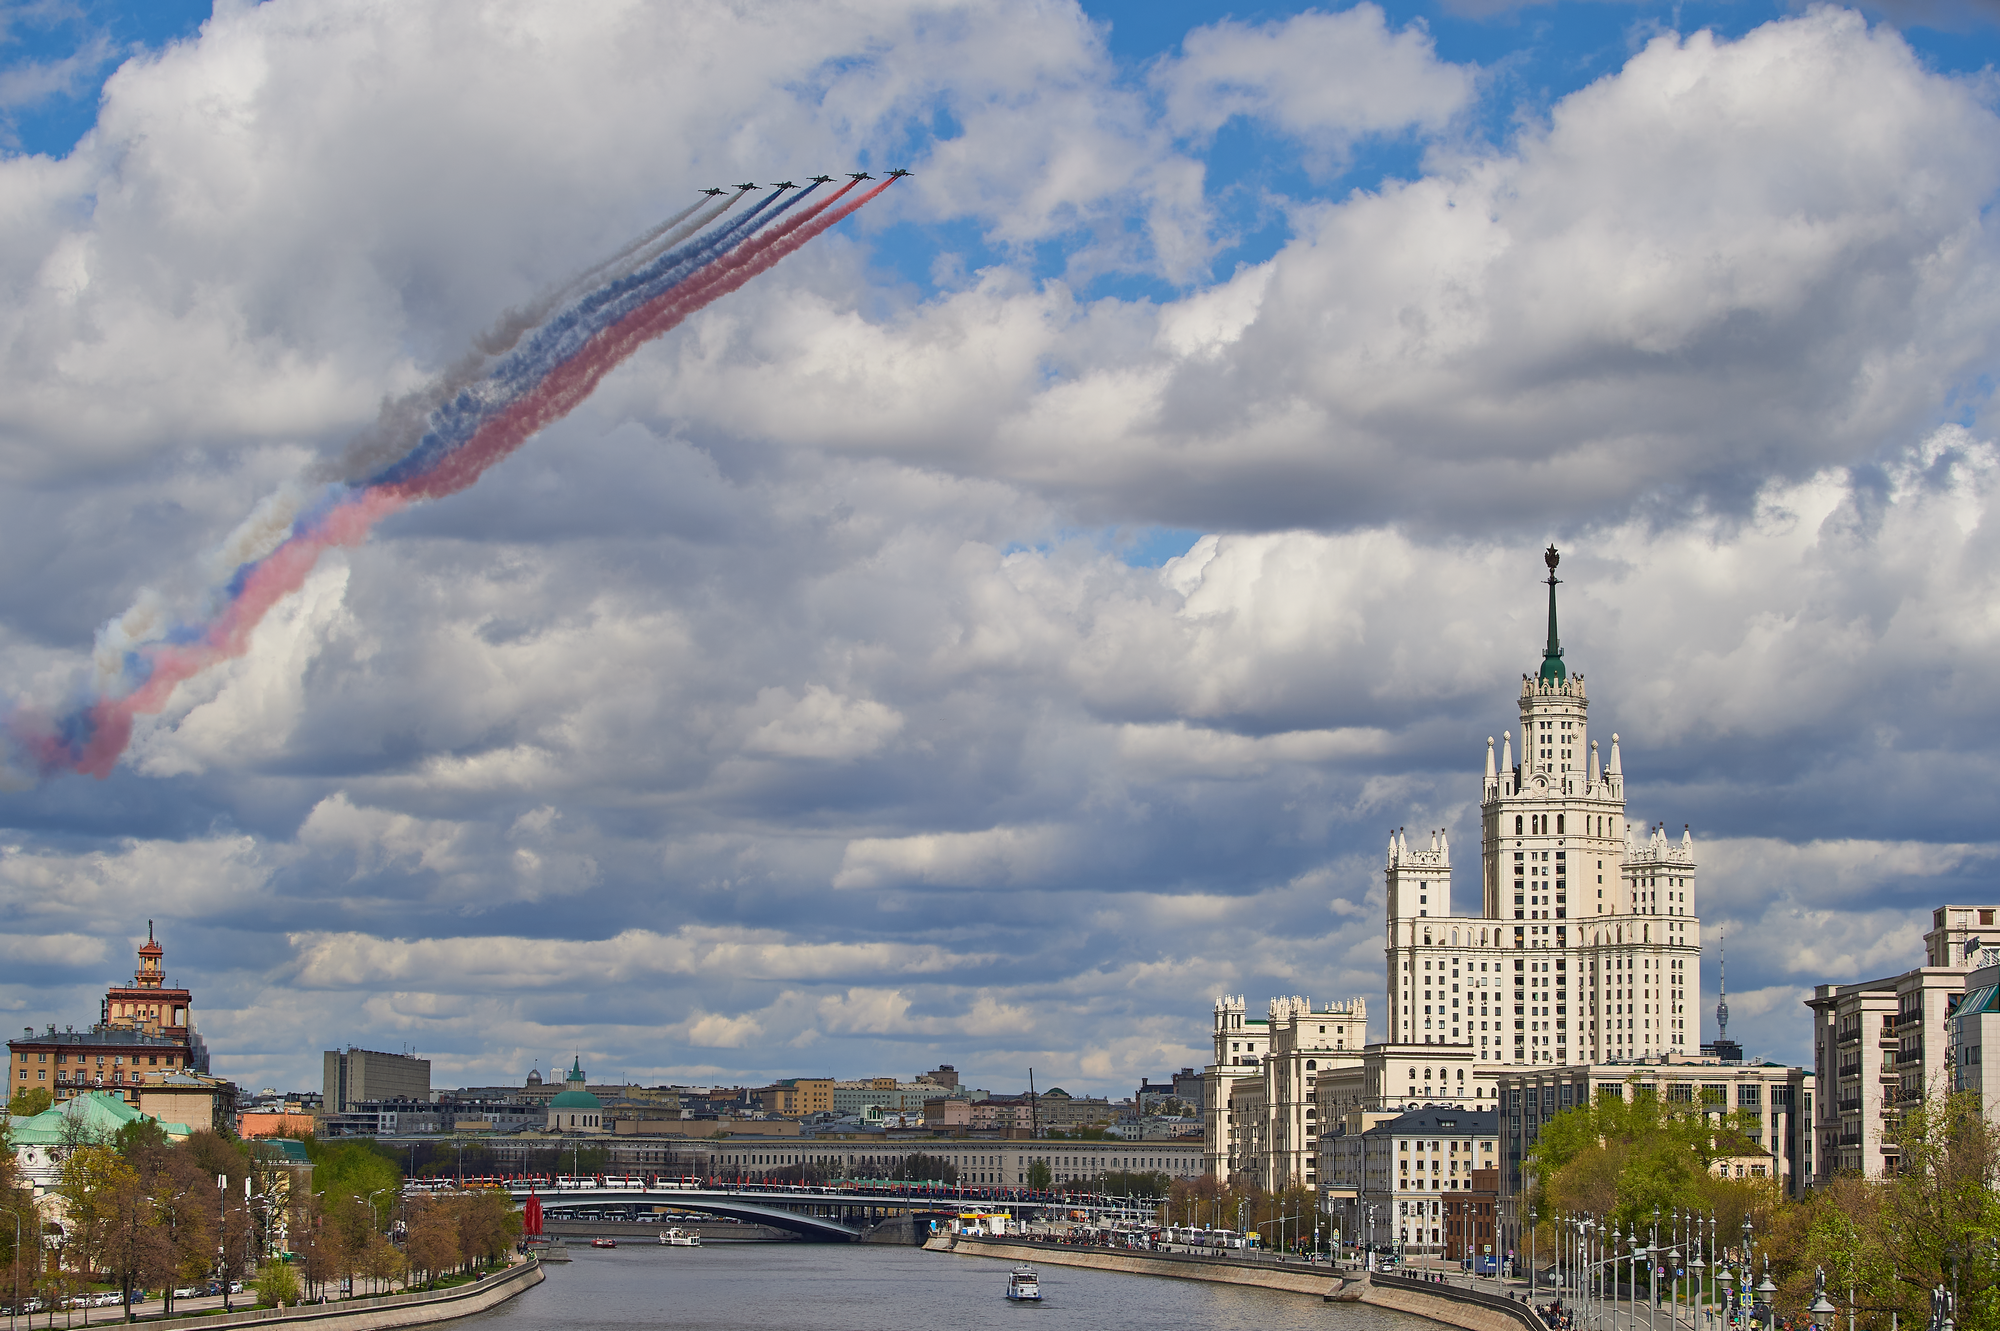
[
  {"left": 1206, "top": 548, "right": 1724, "bottom": 1190},
  {"left": 1808, "top": 903, "right": 2000, "bottom": 1181},
  {"left": 1386, "top": 547, "right": 1702, "bottom": 1068},
  {"left": 1205, "top": 994, "right": 1365, "bottom": 1187}
]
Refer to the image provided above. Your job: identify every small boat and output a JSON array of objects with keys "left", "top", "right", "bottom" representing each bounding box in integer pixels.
[
  {"left": 1006, "top": 1266, "right": 1041, "bottom": 1302},
  {"left": 590, "top": 1237, "right": 617, "bottom": 1249},
  {"left": 658, "top": 1227, "right": 701, "bottom": 1247}
]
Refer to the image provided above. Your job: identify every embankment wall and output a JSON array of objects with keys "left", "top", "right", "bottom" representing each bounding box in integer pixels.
[
  {"left": 945, "top": 1237, "right": 1544, "bottom": 1331},
  {"left": 139, "top": 1258, "right": 543, "bottom": 1331}
]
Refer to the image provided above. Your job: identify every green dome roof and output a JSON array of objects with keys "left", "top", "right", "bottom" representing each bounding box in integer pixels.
[{"left": 550, "top": 1054, "right": 597, "bottom": 1109}]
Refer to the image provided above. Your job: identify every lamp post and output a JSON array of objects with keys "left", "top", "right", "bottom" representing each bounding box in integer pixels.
[
  {"left": 1688, "top": 1217, "right": 1708, "bottom": 1331},
  {"left": 1809, "top": 1268, "right": 1837, "bottom": 1331},
  {"left": 1531, "top": 1206, "right": 1539, "bottom": 1301},
  {"left": 1629, "top": 1227, "right": 1644, "bottom": 1331}
]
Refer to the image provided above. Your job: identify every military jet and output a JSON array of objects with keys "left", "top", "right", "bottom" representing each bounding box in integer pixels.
[
  {"left": 846, "top": 172, "right": 874, "bottom": 181},
  {"left": 771, "top": 180, "right": 797, "bottom": 189},
  {"left": 736, "top": 183, "right": 758, "bottom": 191},
  {"left": 886, "top": 168, "right": 912, "bottom": 178},
  {"left": 700, "top": 187, "right": 727, "bottom": 196},
  {"left": 809, "top": 175, "right": 834, "bottom": 184}
]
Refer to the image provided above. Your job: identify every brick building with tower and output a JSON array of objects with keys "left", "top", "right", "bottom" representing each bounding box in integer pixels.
[{"left": 8, "top": 925, "right": 230, "bottom": 1129}]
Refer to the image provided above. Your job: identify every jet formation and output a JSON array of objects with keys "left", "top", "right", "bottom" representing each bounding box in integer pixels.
[{"left": 705, "top": 171, "right": 912, "bottom": 192}]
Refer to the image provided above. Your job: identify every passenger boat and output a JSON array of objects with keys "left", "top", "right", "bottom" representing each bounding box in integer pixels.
[
  {"left": 1006, "top": 1266, "right": 1041, "bottom": 1301},
  {"left": 589, "top": 1237, "right": 617, "bottom": 1249},
  {"left": 658, "top": 1228, "right": 701, "bottom": 1247}
]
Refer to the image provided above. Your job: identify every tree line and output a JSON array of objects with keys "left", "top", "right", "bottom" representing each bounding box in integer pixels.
[
  {"left": 1524, "top": 1085, "right": 2000, "bottom": 1331},
  {"left": 0, "top": 1099, "right": 520, "bottom": 1319}
]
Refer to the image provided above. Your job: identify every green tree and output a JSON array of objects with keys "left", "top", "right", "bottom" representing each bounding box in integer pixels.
[
  {"left": 7, "top": 1088, "right": 50, "bottom": 1118},
  {"left": 1027, "top": 1160, "right": 1052, "bottom": 1190},
  {"left": 252, "top": 1261, "right": 300, "bottom": 1308},
  {"left": 111, "top": 1118, "right": 168, "bottom": 1161},
  {"left": 1098, "top": 1170, "right": 1170, "bottom": 1198}
]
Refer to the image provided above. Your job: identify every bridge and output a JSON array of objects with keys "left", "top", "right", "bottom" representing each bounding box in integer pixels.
[{"left": 491, "top": 1179, "right": 1151, "bottom": 1243}]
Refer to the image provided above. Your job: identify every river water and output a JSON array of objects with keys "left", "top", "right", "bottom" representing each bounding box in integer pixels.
[{"left": 467, "top": 1242, "right": 1439, "bottom": 1331}]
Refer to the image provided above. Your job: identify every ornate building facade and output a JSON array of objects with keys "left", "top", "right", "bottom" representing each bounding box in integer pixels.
[
  {"left": 1384, "top": 547, "right": 1702, "bottom": 1067},
  {"left": 1205, "top": 548, "right": 1715, "bottom": 1188}
]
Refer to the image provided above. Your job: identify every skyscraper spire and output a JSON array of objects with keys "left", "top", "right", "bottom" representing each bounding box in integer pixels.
[{"left": 1539, "top": 544, "right": 1566, "bottom": 683}]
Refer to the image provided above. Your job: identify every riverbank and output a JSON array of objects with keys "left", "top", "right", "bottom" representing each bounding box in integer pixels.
[
  {"left": 938, "top": 1236, "right": 1544, "bottom": 1331},
  {"left": 91, "top": 1257, "right": 544, "bottom": 1331}
]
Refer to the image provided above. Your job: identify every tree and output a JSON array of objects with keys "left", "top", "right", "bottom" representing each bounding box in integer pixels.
[
  {"left": 1027, "top": 1160, "right": 1052, "bottom": 1190},
  {"left": 252, "top": 1262, "right": 299, "bottom": 1308},
  {"left": 403, "top": 1199, "right": 460, "bottom": 1288},
  {"left": 1097, "top": 1170, "right": 1170, "bottom": 1198},
  {"left": 1524, "top": 1081, "right": 1772, "bottom": 1247},
  {"left": 7, "top": 1089, "right": 50, "bottom": 1118},
  {"left": 361, "top": 1233, "right": 405, "bottom": 1295},
  {"left": 896, "top": 1153, "right": 958, "bottom": 1185},
  {"left": 145, "top": 1146, "right": 219, "bottom": 1315},
  {"left": 111, "top": 1119, "right": 168, "bottom": 1162},
  {"left": 55, "top": 1145, "right": 132, "bottom": 1298}
]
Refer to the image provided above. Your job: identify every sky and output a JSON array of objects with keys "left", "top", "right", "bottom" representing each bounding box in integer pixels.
[{"left": 0, "top": 0, "right": 1996, "bottom": 1100}]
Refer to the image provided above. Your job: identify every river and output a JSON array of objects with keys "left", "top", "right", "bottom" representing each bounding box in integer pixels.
[{"left": 466, "top": 1242, "right": 1439, "bottom": 1331}]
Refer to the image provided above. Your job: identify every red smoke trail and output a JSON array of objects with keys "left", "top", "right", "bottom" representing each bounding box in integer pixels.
[{"left": 68, "top": 488, "right": 410, "bottom": 776}]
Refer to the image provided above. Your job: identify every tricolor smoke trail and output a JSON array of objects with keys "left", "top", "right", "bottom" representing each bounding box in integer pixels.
[{"left": 7, "top": 175, "right": 900, "bottom": 784}]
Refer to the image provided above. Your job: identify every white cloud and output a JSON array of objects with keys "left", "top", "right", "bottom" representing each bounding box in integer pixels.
[
  {"left": 832, "top": 825, "right": 1073, "bottom": 889},
  {"left": 1157, "top": 7, "right": 1475, "bottom": 155},
  {"left": 741, "top": 685, "right": 903, "bottom": 761},
  {"left": 683, "top": 1010, "right": 766, "bottom": 1049}
]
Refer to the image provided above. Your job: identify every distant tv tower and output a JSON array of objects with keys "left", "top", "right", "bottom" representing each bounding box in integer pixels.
[{"left": 1715, "top": 930, "right": 1730, "bottom": 1040}]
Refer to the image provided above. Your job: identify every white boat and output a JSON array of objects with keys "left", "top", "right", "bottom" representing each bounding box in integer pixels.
[
  {"left": 658, "top": 1227, "right": 702, "bottom": 1247},
  {"left": 1006, "top": 1266, "right": 1042, "bottom": 1301}
]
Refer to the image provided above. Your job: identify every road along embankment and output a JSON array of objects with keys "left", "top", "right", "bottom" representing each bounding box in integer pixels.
[
  {"left": 131, "top": 1257, "right": 544, "bottom": 1331},
  {"left": 939, "top": 1237, "right": 1544, "bottom": 1331}
]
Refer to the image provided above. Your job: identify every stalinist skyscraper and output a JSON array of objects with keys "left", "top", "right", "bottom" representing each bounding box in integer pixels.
[{"left": 1383, "top": 547, "right": 1702, "bottom": 1065}]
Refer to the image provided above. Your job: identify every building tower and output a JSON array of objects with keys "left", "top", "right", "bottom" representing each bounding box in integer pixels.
[
  {"left": 1385, "top": 546, "right": 1704, "bottom": 1066},
  {"left": 1717, "top": 933, "right": 1729, "bottom": 1042},
  {"left": 100, "top": 922, "right": 206, "bottom": 1070}
]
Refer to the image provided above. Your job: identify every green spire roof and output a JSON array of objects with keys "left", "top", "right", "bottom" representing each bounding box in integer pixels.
[{"left": 1539, "top": 544, "right": 1566, "bottom": 683}]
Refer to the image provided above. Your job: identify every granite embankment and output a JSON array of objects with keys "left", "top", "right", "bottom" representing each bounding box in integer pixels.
[
  {"left": 126, "top": 1258, "right": 544, "bottom": 1331},
  {"left": 938, "top": 1236, "right": 1544, "bottom": 1331}
]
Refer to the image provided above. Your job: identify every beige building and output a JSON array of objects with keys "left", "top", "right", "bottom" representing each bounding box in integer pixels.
[
  {"left": 1320, "top": 1106, "right": 1500, "bottom": 1258},
  {"left": 135, "top": 1071, "right": 234, "bottom": 1133},
  {"left": 322, "top": 1047, "right": 430, "bottom": 1113},
  {"left": 1808, "top": 903, "right": 1998, "bottom": 1180},
  {"left": 756, "top": 1078, "right": 835, "bottom": 1117},
  {"left": 1952, "top": 955, "right": 2000, "bottom": 1110},
  {"left": 1204, "top": 995, "right": 1366, "bottom": 1184}
]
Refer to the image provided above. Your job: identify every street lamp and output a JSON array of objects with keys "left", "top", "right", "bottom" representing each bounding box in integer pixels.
[
  {"left": 1531, "top": 1206, "right": 1539, "bottom": 1300},
  {"left": 1809, "top": 1268, "right": 1838, "bottom": 1327}
]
